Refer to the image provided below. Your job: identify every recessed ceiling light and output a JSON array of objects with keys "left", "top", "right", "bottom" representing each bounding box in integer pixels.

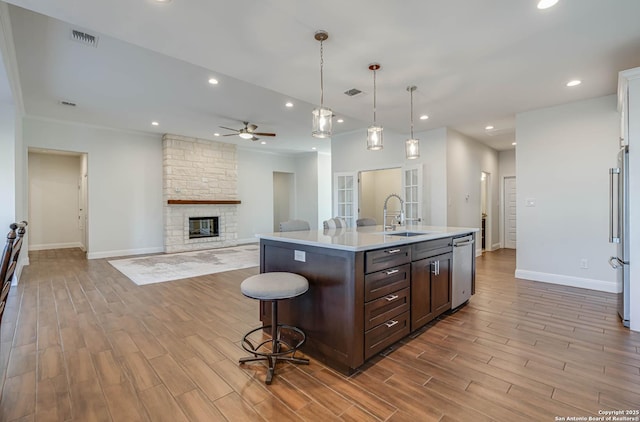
[
  {"left": 419, "top": 115, "right": 429, "bottom": 120},
  {"left": 154, "top": 0, "right": 173, "bottom": 3},
  {"left": 260, "top": 141, "right": 267, "bottom": 145},
  {"left": 512, "top": 142, "right": 517, "bottom": 146},
  {"left": 566, "top": 79, "right": 582, "bottom": 87},
  {"left": 537, "top": 0, "right": 558, "bottom": 9},
  {"left": 337, "top": 118, "right": 344, "bottom": 123},
  {"left": 312, "top": 147, "right": 317, "bottom": 150},
  {"left": 485, "top": 125, "right": 494, "bottom": 130},
  {"left": 285, "top": 102, "right": 293, "bottom": 108},
  {"left": 213, "top": 133, "right": 220, "bottom": 137},
  {"left": 208, "top": 78, "right": 219, "bottom": 85},
  {"left": 151, "top": 121, "right": 159, "bottom": 126}
]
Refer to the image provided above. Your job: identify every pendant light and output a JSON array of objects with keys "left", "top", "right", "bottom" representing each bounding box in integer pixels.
[
  {"left": 312, "top": 30, "right": 332, "bottom": 138},
  {"left": 367, "top": 63, "right": 383, "bottom": 150},
  {"left": 405, "top": 85, "right": 420, "bottom": 159}
]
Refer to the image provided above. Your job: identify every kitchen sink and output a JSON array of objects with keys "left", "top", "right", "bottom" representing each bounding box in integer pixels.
[{"left": 387, "top": 231, "right": 431, "bottom": 237}]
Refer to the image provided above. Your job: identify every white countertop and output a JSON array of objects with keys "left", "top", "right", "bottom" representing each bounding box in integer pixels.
[{"left": 256, "top": 225, "right": 479, "bottom": 252}]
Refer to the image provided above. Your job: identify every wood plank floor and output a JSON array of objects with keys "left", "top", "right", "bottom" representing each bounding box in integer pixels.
[{"left": 0, "top": 248, "right": 638, "bottom": 421}]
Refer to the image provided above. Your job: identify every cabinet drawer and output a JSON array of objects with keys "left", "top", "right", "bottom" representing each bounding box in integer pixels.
[
  {"left": 364, "top": 311, "right": 410, "bottom": 360},
  {"left": 364, "top": 264, "right": 410, "bottom": 301},
  {"left": 365, "top": 245, "right": 411, "bottom": 273},
  {"left": 364, "top": 287, "right": 410, "bottom": 331},
  {"left": 412, "top": 237, "right": 452, "bottom": 261}
]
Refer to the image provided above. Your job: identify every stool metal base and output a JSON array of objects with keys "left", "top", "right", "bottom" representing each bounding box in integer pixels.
[{"left": 239, "top": 301, "right": 309, "bottom": 384}]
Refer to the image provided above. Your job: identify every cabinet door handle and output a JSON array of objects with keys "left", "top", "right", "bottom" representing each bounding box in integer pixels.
[
  {"left": 436, "top": 260, "right": 440, "bottom": 276},
  {"left": 384, "top": 320, "right": 399, "bottom": 328},
  {"left": 385, "top": 269, "right": 399, "bottom": 275},
  {"left": 385, "top": 249, "right": 401, "bottom": 254},
  {"left": 384, "top": 294, "right": 399, "bottom": 302}
]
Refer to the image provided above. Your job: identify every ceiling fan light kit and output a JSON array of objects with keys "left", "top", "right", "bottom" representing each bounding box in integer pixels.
[
  {"left": 312, "top": 30, "right": 332, "bottom": 139},
  {"left": 405, "top": 85, "right": 420, "bottom": 160},
  {"left": 219, "top": 121, "right": 276, "bottom": 141},
  {"left": 367, "top": 63, "right": 383, "bottom": 151}
]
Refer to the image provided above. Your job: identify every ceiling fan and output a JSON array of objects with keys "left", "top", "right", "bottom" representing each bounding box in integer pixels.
[{"left": 219, "top": 121, "right": 276, "bottom": 141}]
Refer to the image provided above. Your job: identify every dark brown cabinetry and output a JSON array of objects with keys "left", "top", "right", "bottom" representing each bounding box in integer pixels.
[
  {"left": 363, "top": 248, "right": 411, "bottom": 359},
  {"left": 410, "top": 238, "right": 452, "bottom": 331},
  {"left": 259, "top": 233, "right": 466, "bottom": 374}
]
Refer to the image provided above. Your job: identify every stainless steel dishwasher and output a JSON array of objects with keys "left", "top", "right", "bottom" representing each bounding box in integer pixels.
[{"left": 452, "top": 234, "right": 474, "bottom": 309}]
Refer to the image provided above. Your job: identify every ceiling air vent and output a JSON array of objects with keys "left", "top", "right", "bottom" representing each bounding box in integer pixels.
[
  {"left": 59, "top": 100, "right": 77, "bottom": 107},
  {"left": 344, "top": 88, "right": 362, "bottom": 97},
  {"left": 70, "top": 29, "right": 99, "bottom": 47}
]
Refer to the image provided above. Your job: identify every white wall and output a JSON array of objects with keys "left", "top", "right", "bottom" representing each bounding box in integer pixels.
[
  {"left": 446, "top": 128, "right": 499, "bottom": 253},
  {"left": 0, "top": 103, "right": 15, "bottom": 229},
  {"left": 28, "top": 152, "right": 82, "bottom": 250},
  {"left": 295, "top": 152, "right": 319, "bottom": 229},
  {"left": 332, "top": 127, "right": 448, "bottom": 226},
  {"left": 237, "top": 148, "right": 296, "bottom": 241},
  {"left": 317, "top": 152, "right": 332, "bottom": 228},
  {"left": 515, "top": 95, "right": 619, "bottom": 292},
  {"left": 23, "top": 117, "right": 164, "bottom": 259},
  {"left": 498, "top": 149, "right": 516, "bottom": 249}
]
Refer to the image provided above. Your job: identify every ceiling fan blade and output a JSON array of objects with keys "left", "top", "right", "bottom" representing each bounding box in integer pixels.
[
  {"left": 222, "top": 134, "right": 238, "bottom": 137},
  {"left": 219, "top": 126, "right": 239, "bottom": 132},
  {"left": 250, "top": 136, "right": 260, "bottom": 141},
  {"left": 253, "top": 132, "right": 276, "bottom": 137},
  {"left": 246, "top": 124, "right": 258, "bottom": 132}
]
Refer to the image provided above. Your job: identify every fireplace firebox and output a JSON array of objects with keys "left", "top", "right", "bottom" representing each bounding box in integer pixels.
[{"left": 189, "top": 216, "right": 219, "bottom": 239}]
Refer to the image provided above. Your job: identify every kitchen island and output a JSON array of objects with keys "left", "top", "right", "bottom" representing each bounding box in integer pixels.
[{"left": 256, "top": 225, "right": 478, "bottom": 374}]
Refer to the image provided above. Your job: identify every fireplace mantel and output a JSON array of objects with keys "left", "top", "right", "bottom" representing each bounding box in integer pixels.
[{"left": 167, "top": 200, "right": 241, "bottom": 205}]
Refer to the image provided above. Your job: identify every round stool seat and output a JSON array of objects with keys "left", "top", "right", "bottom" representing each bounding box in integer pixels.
[{"left": 241, "top": 272, "right": 308, "bottom": 300}]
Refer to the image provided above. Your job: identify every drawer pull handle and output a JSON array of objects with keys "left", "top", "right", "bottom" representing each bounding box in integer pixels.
[
  {"left": 385, "top": 320, "right": 399, "bottom": 328},
  {"left": 385, "top": 294, "right": 399, "bottom": 302},
  {"left": 385, "top": 249, "right": 401, "bottom": 254},
  {"left": 385, "top": 269, "right": 399, "bottom": 275}
]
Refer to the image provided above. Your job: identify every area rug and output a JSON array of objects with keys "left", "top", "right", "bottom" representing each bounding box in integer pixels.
[{"left": 108, "top": 244, "right": 260, "bottom": 285}]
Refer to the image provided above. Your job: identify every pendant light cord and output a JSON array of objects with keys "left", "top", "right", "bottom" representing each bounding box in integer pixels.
[
  {"left": 410, "top": 87, "right": 414, "bottom": 138},
  {"left": 320, "top": 39, "right": 324, "bottom": 107},
  {"left": 373, "top": 69, "right": 377, "bottom": 123}
]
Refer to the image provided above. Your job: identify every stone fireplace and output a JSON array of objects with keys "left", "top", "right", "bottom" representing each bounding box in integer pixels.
[{"left": 163, "top": 134, "right": 239, "bottom": 253}]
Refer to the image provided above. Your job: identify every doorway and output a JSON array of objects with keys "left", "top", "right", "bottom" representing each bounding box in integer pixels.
[
  {"left": 28, "top": 149, "right": 88, "bottom": 252},
  {"left": 503, "top": 176, "right": 517, "bottom": 249},
  {"left": 273, "top": 172, "right": 295, "bottom": 231},
  {"left": 359, "top": 168, "right": 401, "bottom": 226},
  {"left": 481, "top": 172, "right": 488, "bottom": 251}
]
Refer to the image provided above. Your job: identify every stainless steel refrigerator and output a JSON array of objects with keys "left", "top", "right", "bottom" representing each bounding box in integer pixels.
[{"left": 609, "top": 145, "right": 630, "bottom": 327}]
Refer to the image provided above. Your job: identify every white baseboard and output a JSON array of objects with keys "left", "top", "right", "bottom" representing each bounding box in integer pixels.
[
  {"left": 237, "top": 237, "right": 259, "bottom": 245},
  {"left": 491, "top": 242, "right": 501, "bottom": 250},
  {"left": 515, "top": 269, "right": 620, "bottom": 293},
  {"left": 29, "top": 242, "right": 83, "bottom": 251},
  {"left": 88, "top": 246, "right": 164, "bottom": 260}
]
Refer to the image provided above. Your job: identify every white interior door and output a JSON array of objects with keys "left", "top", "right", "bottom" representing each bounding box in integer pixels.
[
  {"left": 334, "top": 172, "right": 358, "bottom": 227},
  {"left": 403, "top": 165, "right": 423, "bottom": 225},
  {"left": 504, "top": 176, "right": 517, "bottom": 249}
]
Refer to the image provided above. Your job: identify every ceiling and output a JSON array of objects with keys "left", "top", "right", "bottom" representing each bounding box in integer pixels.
[{"left": 3, "top": 0, "right": 640, "bottom": 153}]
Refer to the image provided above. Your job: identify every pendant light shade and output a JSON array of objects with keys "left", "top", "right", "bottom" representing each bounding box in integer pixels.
[
  {"left": 367, "top": 63, "right": 383, "bottom": 150},
  {"left": 312, "top": 30, "right": 332, "bottom": 138},
  {"left": 405, "top": 85, "right": 420, "bottom": 159}
]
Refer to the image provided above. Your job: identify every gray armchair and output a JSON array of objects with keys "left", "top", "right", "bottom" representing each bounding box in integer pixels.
[
  {"left": 279, "top": 220, "right": 311, "bottom": 232},
  {"left": 356, "top": 217, "right": 377, "bottom": 227}
]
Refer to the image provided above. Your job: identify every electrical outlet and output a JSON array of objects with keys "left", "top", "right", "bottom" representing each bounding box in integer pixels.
[{"left": 580, "top": 259, "right": 588, "bottom": 269}]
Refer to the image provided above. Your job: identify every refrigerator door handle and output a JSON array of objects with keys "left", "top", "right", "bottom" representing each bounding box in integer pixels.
[
  {"left": 609, "top": 256, "right": 621, "bottom": 269},
  {"left": 609, "top": 168, "right": 621, "bottom": 243}
]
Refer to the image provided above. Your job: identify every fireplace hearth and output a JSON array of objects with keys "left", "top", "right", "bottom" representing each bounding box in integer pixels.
[{"left": 189, "top": 216, "right": 219, "bottom": 239}]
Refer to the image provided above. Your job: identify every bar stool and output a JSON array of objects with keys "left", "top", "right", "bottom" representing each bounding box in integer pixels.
[{"left": 239, "top": 272, "right": 310, "bottom": 384}]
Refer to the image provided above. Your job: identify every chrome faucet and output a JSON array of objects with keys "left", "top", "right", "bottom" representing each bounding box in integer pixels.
[{"left": 383, "top": 193, "right": 405, "bottom": 231}]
